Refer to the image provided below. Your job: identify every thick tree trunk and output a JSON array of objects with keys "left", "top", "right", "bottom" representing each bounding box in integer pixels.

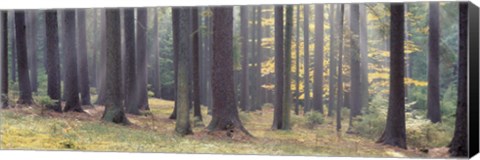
[
  {"left": 9, "top": 12, "right": 16, "bottom": 83},
  {"left": 272, "top": 6, "right": 284, "bottom": 130},
  {"left": 102, "top": 8, "right": 130, "bottom": 125},
  {"left": 359, "top": 4, "right": 369, "bottom": 114},
  {"left": 336, "top": 5, "right": 344, "bottom": 132},
  {"left": 169, "top": 8, "right": 180, "bottom": 119},
  {"left": 152, "top": 8, "right": 161, "bottom": 99},
  {"left": 448, "top": 2, "right": 468, "bottom": 157},
  {"left": 123, "top": 8, "right": 139, "bottom": 115},
  {"left": 348, "top": 4, "right": 361, "bottom": 132},
  {"left": 136, "top": 8, "right": 149, "bottom": 110},
  {"left": 427, "top": 2, "right": 441, "bottom": 123},
  {"left": 175, "top": 8, "right": 194, "bottom": 135},
  {"left": 95, "top": 9, "right": 107, "bottom": 105},
  {"left": 208, "top": 7, "right": 250, "bottom": 136},
  {"left": 377, "top": 3, "right": 406, "bottom": 149},
  {"left": 76, "top": 9, "right": 92, "bottom": 106},
  {"left": 91, "top": 9, "right": 97, "bottom": 88},
  {"left": 63, "top": 10, "right": 83, "bottom": 112},
  {"left": 45, "top": 10, "right": 61, "bottom": 112},
  {"left": 1, "top": 12, "right": 8, "bottom": 108},
  {"left": 27, "top": 11, "right": 38, "bottom": 93},
  {"left": 328, "top": 4, "right": 337, "bottom": 117},
  {"left": 248, "top": 6, "right": 257, "bottom": 112},
  {"left": 313, "top": 4, "right": 324, "bottom": 113},
  {"left": 14, "top": 11, "right": 33, "bottom": 105},
  {"left": 294, "top": 5, "right": 301, "bottom": 115},
  {"left": 282, "top": 5, "right": 293, "bottom": 130},
  {"left": 303, "top": 5, "right": 311, "bottom": 114},
  {"left": 192, "top": 8, "right": 203, "bottom": 125},
  {"left": 254, "top": 6, "right": 263, "bottom": 111},
  {"left": 240, "top": 6, "right": 249, "bottom": 111}
]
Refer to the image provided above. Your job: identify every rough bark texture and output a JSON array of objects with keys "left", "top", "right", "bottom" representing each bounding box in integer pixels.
[
  {"left": 313, "top": 4, "right": 324, "bottom": 113},
  {"left": 45, "top": 10, "right": 61, "bottom": 112},
  {"left": 208, "top": 7, "right": 250, "bottom": 136},
  {"left": 240, "top": 6, "right": 249, "bottom": 111},
  {"left": 102, "top": 8, "right": 129, "bottom": 125},
  {"left": 294, "top": 5, "right": 300, "bottom": 115},
  {"left": 448, "top": 2, "right": 468, "bottom": 157},
  {"left": 328, "top": 4, "right": 337, "bottom": 117},
  {"left": 76, "top": 9, "right": 91, "bottom": 106},
  {"left": 1, "top": 12, "right": 8, "bottom": 108},
  {"left": 348, "top": 4, "right": 361, "bottom": 132},
  {"left": 282, "top": 5, "right": 293, "bottom": 130},
  {"left": 303, "top": 5, "right": 311, "bottom": 113},
  {"left": 175, "top": 8, "right": 194, "bottom": 135},
  {"left": 336, "top": 5, "right": 344, "bottom": 132},
  {"left": 272, "top": 6, "right": 284, "bottom": 130},
  {"left": 14, "top": 11, "right": 33, "bottom": 105},
  {"left": 63, "top": 10, "right": 83, "bottom": 112},
  {"left": 426, "top": 2, "right": 441, "bottom": 123},
  {"left": 123, "top": 8, "right": 139, "bottom": 115},
  {"left": 377, "top": 4, "right": 406, "bottom": 149},
  {"left": 136, "top": 8, "right": 149, "bottom": 110}
]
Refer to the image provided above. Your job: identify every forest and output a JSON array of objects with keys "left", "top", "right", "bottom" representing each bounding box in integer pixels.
[{"left": 0, "top": 2, "right": 470, "bottom": 158}]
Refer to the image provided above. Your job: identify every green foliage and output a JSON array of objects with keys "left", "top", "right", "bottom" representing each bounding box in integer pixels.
[
  {"left": 35, "top": 96, "right": 56, "bottom": 107},
  {"left": 405, "top": 118, "right": 453, "bottom": 148},
  {"left": 305, "top": 112, "right": 324, "bottom": 129}
]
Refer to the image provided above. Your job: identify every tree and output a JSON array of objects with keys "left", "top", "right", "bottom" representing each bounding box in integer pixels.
[
  {"left": 1, "top": 11, "right": 8, "bottom": 108},
  {"left": 253, "top": 6, "right": 263, "bottom": 111},
  {"left": 136, "top": 8, "right": 149, "bottom": 110},
  {"left": 348, "top": 3, "right": 361, "bottom": 132},
  {"left": 76, "top": 9, "right": 92, "bottom": 106},
  {"left": 152, "top": 8, "right": 161, "bottom": 98},
  {"left": 303, "top": 5, "right": 311, "bottom": 113},
  {"left": 294, "top": 5, "right": 300, "bottom": 115},
  {"left": 313, "top": 4, "right": 324, "bottom": 113},
  {"left": 336, "top": 4, "right": 344, "bottom": 132},
  {"left": 169, "top": 8, "right": 180, "bottom": 120},
  {"left": 249, "top": 7, "right": 257, "bottom": 111},
  {"left": 45, "top": 10, "right": 61, "bottom": 112},
  {"left": 124, "top": 8, "right": 139, "bottom": 115},
  {"left": 426, "top": 2, "right": 441, "bottom": 123},
  {"left": 272, "top": 5, "right": 284, "bottom": 130},
  {"left": 239, "top": 6, "right": 249, "bottom": 111},
  {"left": 192, "top": 8, "right": 203, "bottom": 125},
  {"left": 14, "top": 11, "right": 34, "bottom": 105},
  {"left": 63, "top": 10, "right": 83, "bottom": 112},
  {"left": 328, "top": 4, "right": 337, "bottom": 117},
  {"left": 27, "top": 11, "right": 38, "bottom": 93},
  {"left": 95, "top": 9, "right": 107, "bottom": 105},
  {"left": 282, "top": 5, "right": 293, "bottom": 130},
  {"left": 9, "top": 12, "right": 16, "bottom": 83},
  {"left": 377, "top": 3, "right": 406, "bottom": 149},
  {"left": 102, "top": 8, "right": 130, "bottom": 125},
  {"left": 208, "top": 7, "right": 250, "bottom": 136},
  {"left": 448, "top": 2, "right": 468, "bottom": 157},
  {"left": 359, "top": 4, "right": 369, "bottom": 114},
  {"left": 175, "top": 8, "right": 194, "bottom": 135}
]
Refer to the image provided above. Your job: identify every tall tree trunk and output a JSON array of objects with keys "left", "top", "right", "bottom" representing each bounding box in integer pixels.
[
  {"left": 192, "top": 8, "right": 203, "bottom": 125},
  {"left": 303, "top": 5, "right": 311, "bottom": 114},
  {"left": 45, "top": 10, "right": 61, "bottom": 112},
  {"left": 336, "top": 5, "right": 344, "bottom": 132},
  {"left": 282, "top": 5, "right": 293, "bottom": 130},
  {"left": 102, "top": 8, "right": 130, "bottom": 124},
  {"left": 294, "top": 5, "right": 300, "bottom": 115},
  {"left": 95, "top": 9, "right": 107, "bottom": 105},
  {"left": 27, "top": 11, "right": 38, "bottom": 93},
  {"left": 377, "top": 3, "right": 406, "bottom": 149},
  {"left": 169, "top": 8, "right": 180, "bottom": 119},
  {"left": 254, "top": 6, "right": 263, "bottom": 111},
  {"left": 249, "top": 6, "right": 257, "bottom": 111},
  {"left": 136, "top": 8, "right": 149, "bottom": 111},
  {"left": 1, "top": 11, "right": 8, "bottom": 108},
  {"left": 272, "top": 5, "right": 284, "bottom": 130},
  {"left": 348, "top": 4, "right": 361, "bottom": 132},
  {"left": 14, "top": 11, "right": 33, "bottom": 105},
  {"left": 63, "top": 10, "right": 83, "bottom": 112},
  {"left": 9, "top": 12, "right": 16, "bottom": 83},
  {"left": 76, "top": 9, "right": 91, "bottom": 106},
  {"left": 152, "top": 8, "right": 161, "bottom": 98},
  {"left": 240, "top": 6, "right": 249, "bottom": 111},
  {"left": 448, "top": 2, "right": 468, "bottom": 157},
  {"left": 124, "top": 8, "right": 139, "bottom": 115},
  {"left": 175, "top": 8, "right": 194, "bottom": 135},
  {"left": 91, "top": 9, "right": 97, "bottom": 88},
  {"left": 427, "top": 2, "right": 441, "bottom": 123},
  {"left": 359, "top": 4, "right": 369, "bottom": 114},
  {"left": 208, "top": 7, "right": 250, "bottom": 136},
  {"left": 328, "top": 4, "right": 337, "bottom": 117},
  {"left": 313, "top": 4, "right": 324, "bottom": 113}
]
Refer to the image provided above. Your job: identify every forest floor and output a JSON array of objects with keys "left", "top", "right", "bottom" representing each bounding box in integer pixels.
[{"left": 0, "top": 98, "right": 450, "bottom": 158}]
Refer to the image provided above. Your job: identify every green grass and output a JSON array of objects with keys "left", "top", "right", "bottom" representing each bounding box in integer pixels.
[{"left": 0, "top": 98, "right": 429, "bottom": 158}]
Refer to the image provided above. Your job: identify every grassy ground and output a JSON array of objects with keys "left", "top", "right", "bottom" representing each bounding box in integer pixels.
[{"left": 0, "top": 98, "right": 447, "bottom": 158}]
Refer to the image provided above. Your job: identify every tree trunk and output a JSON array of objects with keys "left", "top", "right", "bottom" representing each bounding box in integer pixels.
[
  {"left": 9, "top": 12, "right": 16, "bottom": 83},
  {"left": 294, "top": 5, "right": 301, "bottom": 115},
  {"left": 76, "top": 9, "right": 91, "bottom": 106},
  {"left": 377, "top": 3, "right": 406, "bottom": 149},
  {"left": 123, "top": 8, "right": 139, "bottom": 115},
  {"left": 240, "top": 6, "right": 249, "bottom": 111},
  {"left": 192, "top": 8, "right": 203, "bottom": 125},
  {"left": 448, "top": 2, "right": 468, "bottom": 157},
  {"left": 427, "top": 2, "right": 441, "bottom": 123},
  {"left": 63, "top": 10, "right": 83, "bottom": 112},
  {"left": 328, "top": 4, "right": 337, "bottom": 117},
  {"left": 254, "top": 6, "right": 263, "bottom": 111},
  {"left": 249, "top": 6, "right": 257, "bottom": 112},
  {"left": 45, "top": 10, "right": 61, "bottom": 112},
  {"left": 169, "top": 8, "right": 180, "bottom": 119},
  {"left": 282, "top": 5, "right": 293, "bottom": 130},
  {"left": 313, "top": 4, "right": 324, "bottom": 113},
  {"left": 91, "top": 9, "right": 97, "bottom": 88},
  {"left": 272, "top": 5, "right": 284, "bottom": 130},
  {"left": 348, "top": 4, "right": 361, "bottom": 132},
  {"left": 136, "top": 8, "right": 149, "bottom": 111},
  {"left": 102, "top": 8, "right": 130, "bottom": 125},
  {"left": 27, "top": 11, "right": 38, "bottom": 93},
  {"left": 14, "top": 11, "right": 33, "bottom": 105},
  {"left": 152, "top": 8, "right": 161, "bottom": 99},
  {"left": 95, "top": 9, "right": 107, "bottom": 105},
  {"left": 303, "top": 5, "right": 311, "bottom": 114},
  {"left": 359, "top": 4, "right": 369, "bottom": 114},
  {"left": 336, "top": 5, "right": 344, "bottom": 132},
  {"left": 1, "top": 11, "right": 8, "bottom": 108},
  {"left": 208, "top": 7, "right": 250, "bottom": 136}
]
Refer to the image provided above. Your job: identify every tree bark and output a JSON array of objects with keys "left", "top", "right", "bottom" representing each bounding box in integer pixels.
[
  {"left": 102, "top": 8, "right": 130, "bottom": 125},
  {"left": 14, "top": 11, "right": 33, "bottom": 105},
  {"left": 303, "top": 5, "right": 311, "bottom": 114},
  {"left": 136, "top": 8, "right": 149, "bottom": 110},
  {"left": 240, "top": 6, "right": 249, "bottom": 111},
  {"left": 272, "top": 5, "right": 284, "bottom": 130},
  {"left": 76, "top": 9, "right": 92, "bottom": 106},
  {"left": 152, "top": 8, "right": 161, "bottom": 99},
  {"left": 123, "top": 8, "right": 139, "bottom": 115},
  {"left": 254, "top": 6, "right": 263, "bottom": 111},
  {"left": 377, "top": 3, "right": 406, "bottom": 149},
  {"left": 169, "top": 8, "right": 180, "bottom": 119},
  {"left": 328, "top": 4, "right": 337, "bottom": 117},
  {"left": 27, "top": 11, "right": 38, "bottom": 93},
  {"left": 9, "top": 12, "right": 16, "bottom": 83},
  {"left": 95, "top": 9, "right": 107, "bottom": 105},
  {"left": 282, "top": 5, "right": 293, "bottom": 130},
  {"left": 336, "top": 5, "right": 344, "bottom": 132},
  {"left": 448, "top": 2, "right": 468, "bottom": 157},
  {"left": 45, "top": 10, "right": 61, "bottom": 112},
  {"left": 359, "top": 4, "right": 369, "bottom": 114},
  {"left": 294, "top": 5, "right": 301, "bottom": 115},
  {"left": 313, "top": 4, "right": 324, "bottom": 113},
  {"left": 63, "top": 10, "right": 83, "bottom": 112},
  {"left": 1, "top": 11, "right": 8, "bottom": 108},
  {"left": 427, "top": 2, "right": 441, "bottom": 123},
  {"left": 191, "top": 8, "right": 203, "bottom": 124},
  {"left": 348, "top": 4, "right": 361, "bottom": 132}
]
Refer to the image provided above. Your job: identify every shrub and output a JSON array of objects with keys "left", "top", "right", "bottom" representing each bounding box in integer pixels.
[
  {"left": 305, "top": 112, "right": 324, "bottom": 129},
  {"left": 35, "top": 96, "right": 56, "bottom": 107}
]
